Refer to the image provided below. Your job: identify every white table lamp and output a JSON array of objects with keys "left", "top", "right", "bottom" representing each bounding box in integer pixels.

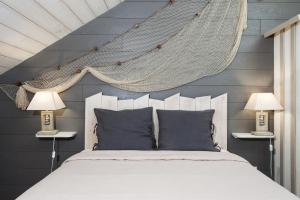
[
  {"left": 27, "top": 91, "right": 66, "bottom": 135},
  {"left": 244, "top": 93, "right": 283, "bottom": 136}
]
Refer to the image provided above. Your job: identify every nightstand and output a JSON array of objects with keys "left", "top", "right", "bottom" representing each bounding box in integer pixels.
[
  {"left": 36, "top": 131, "right": 77, "bottom": 172},
  {"left": 232, "top": 132, "right": 275, "bottom": 139},
  {"left": 36, "top": 131, "right": 77, "bottom": 138},
  {"left": 232, "top": 132, "right": 275, "bottom": 178}
]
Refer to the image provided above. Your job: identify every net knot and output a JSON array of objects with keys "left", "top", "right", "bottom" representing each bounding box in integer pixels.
[
  {"left": 156, "top": 44, "right": 162, "bottom": 49},
  {"left": 15, "top": 81, "right": 23, "bottom": 86},
  {"left": 93, "top": 46, "right": 98, "bottom": 51}
]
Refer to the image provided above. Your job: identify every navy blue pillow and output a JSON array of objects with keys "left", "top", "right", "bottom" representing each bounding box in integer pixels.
[
  {"left": 157, "top": 109, "right": 218, "bottom": 151},
  {"left": 94, "top": 107, "right": 156, "bottom": 150}
]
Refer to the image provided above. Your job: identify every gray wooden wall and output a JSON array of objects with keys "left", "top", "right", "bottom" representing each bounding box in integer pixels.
[{"left": 0, "top": 0, "right": 299, "bottom": 199}]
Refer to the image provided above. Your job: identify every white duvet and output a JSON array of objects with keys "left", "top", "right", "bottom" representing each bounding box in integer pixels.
[{"left": 17, "top": 150, "right": 299, "bottom": 200}]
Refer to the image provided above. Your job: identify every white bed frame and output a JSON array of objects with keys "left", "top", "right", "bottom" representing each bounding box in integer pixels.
[{"left": 85, "top": 93, "right": 227, "bottom": 150}]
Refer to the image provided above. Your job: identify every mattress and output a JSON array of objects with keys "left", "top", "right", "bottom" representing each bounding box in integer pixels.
[{"left": 17, "top": 150, "right": 299, "bottom": 200}]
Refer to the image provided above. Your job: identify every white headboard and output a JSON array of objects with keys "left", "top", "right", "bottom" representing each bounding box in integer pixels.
[{"left": 85, "top": 93, "right": 227, "bottom": 150}]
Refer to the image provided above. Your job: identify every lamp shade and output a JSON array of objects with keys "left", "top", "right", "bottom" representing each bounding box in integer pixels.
[
  {"left": 244, "top": 93, "right": 283, "bottom": 111},
  {"left": 27, "top": 91, "right": 65, "bottom": 111}
]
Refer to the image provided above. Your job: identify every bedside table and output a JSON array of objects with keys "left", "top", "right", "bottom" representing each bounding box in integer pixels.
[
  {"left": 36, "top": 131, "right": 77, "bottom": 172},
  {"left": 36, "top": 131, "right": 77, "bottom": 138},
  {"left": 232, "top": 132, "right": 275, "bottom": 178}
]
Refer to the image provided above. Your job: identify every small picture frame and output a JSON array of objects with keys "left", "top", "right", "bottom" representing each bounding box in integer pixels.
[{"left": 41, "top": 111, "right": 54, "bottom": 131}]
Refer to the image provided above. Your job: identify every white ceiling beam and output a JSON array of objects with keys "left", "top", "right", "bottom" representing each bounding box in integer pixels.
[
  {"left": 84, "top": 0, "right": 97, "bottom": 17},
  {"left": 0, "top": 0, "right": 71, "bottom": 38},
  {"left": 0, "top": 66, "right": 10, "bottom": 74},
  {"left": 0, "top": 24, "right": 45, "bottom": 54},
  {"left": 85, "top": 0, "right": 106, "bottom": 16},
  {"left": 104, "top": 0, "right": 122, "bottom": 9},
  {"left": 36, "top": 0, "right": 83, "bottom": 31},
  {"left": 0, "top": 2, "right": 57, "bottom": 45},
  {"left": 0, "top": 0, "right": 123, "bottom": 73},
  {"left": 0, "top": 41, "right": 33, "bottom": 60},
  {"left": 62, "top": 0, "right": 95, "bottom": 24},
  {"left": 0, "top": 54, "right": 22, "bottom": 68}
]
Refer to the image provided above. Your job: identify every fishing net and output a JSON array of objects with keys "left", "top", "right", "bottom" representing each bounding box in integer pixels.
[{"left": 0, "top": 0, "right": 247, "bottom": 109}]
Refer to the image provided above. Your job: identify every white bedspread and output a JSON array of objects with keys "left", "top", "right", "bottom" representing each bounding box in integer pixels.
[{"left": 17, "top": 150, "right": 299, "bottom": 200}]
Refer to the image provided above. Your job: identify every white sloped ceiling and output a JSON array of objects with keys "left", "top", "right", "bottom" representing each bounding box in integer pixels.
[{"left": 0, "top": 0, "right": 123, "bottom": 74}]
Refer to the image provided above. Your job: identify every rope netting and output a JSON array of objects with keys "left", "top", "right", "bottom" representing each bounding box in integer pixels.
[{"left": 0, "top": 0, "right": 247, "bottom": 109}]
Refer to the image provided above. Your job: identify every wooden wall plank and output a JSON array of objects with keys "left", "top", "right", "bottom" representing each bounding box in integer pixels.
[
  {"left": 82, "top": 85, "right": 273, "bottom": 104},
  {"left": 0, "top": 185, "right": 31, "bottom": 200},
  {"left": 47, "top": 34, "right": 115, "bottom": 51},
  {"left": 0, "top": 168, "right": 49, "bottom": 185},
  {"left": 238, "top": 36, "right": 273, "bottom": 53},
  {"left": 101, "top": 1, "right": 167, "bottom": 18},
  {"left": 72, "top": 17, "right": 142, "bottom": 35},
  {"left": 229, "top": 53, "right": 273, "bottom": 70},
  {"left": 248, "top": 3, "right": 300, "bottom": 20}
]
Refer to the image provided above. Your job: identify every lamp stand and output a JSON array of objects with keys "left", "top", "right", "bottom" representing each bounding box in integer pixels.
[
  {"left": 252, "top": 111, "right": 273, "bottom": 136},
  {"left": 38, "top": 110, "right": 58, "bottom": 135}
]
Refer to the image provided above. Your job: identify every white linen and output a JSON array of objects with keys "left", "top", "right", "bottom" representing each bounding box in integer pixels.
[{"left": 17, "top": 151, "right": 299, "bottom": 200}]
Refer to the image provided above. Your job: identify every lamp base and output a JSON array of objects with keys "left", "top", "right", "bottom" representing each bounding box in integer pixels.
[
  {"left": 251, "top": 131, "right": 274, "bottom": 136},
  {"left": 41, "top": 111, "right": 55, "bottom": 131},
  {"left": 37, "top": 130, "right": 58, "bottom": 136},
  {"left": 256, "top": 111, "right": 268, "bottom": 132}
]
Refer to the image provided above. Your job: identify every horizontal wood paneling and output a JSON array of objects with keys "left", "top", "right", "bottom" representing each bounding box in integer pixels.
[
  {"left": 101, "top": 1, "right": 167, "bottom": 18},
  {"left": 0, "top": 0, "right": 299, "bottom": 199},
  {"left": 82, "top": 85, "right": 273, "bottom": 103},
  {"left": 0, "top": 185, "right": 31, "bottom": 200},
  {"left": 47, "top": 34, "right": 115, "bottom": 51},
  {"left": 0, "top": 168, "right": 49, "bottom": 185},
  {"left": 248, "top": 3, "right": 300, "bottom": 20},
  {"left": 77, "top": 70, "right": 273, "bottom": 86},
  {"left": 71, "top": 17, "right": 142, "bottom": 35}
]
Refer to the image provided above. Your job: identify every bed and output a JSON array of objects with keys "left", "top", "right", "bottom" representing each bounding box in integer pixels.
[{"left": 16, "top": 93, "right": 299, "bottom": 200}]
